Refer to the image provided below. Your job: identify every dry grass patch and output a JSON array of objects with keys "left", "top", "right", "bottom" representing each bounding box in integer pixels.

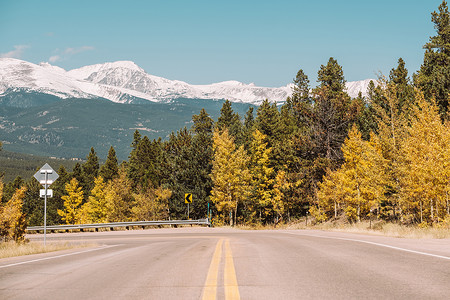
[
  {"left": 285, "top": 218, "right": 450, "bottom": 239},
  {"left": 0, "top": 241, "right": 95, "bottom": 259}
]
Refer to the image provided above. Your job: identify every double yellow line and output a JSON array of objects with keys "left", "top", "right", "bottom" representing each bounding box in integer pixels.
[{"left": 202, "top": 238, "right": 240, "bottom": 300}]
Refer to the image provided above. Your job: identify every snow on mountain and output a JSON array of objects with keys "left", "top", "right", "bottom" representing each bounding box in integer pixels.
[
  {"left": 346, "top": 79, "right": 376, "bottom": 99},
  {"left": 0, "top": 58, "right": 374, "bottom": 105}
]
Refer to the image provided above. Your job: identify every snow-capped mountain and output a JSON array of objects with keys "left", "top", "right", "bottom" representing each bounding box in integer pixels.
[{"left": 0, "top": 58, "right": 374, "bottom": 105}]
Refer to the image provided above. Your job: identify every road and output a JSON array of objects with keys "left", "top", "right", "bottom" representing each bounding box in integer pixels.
[{"left": 1, "top": 228, "right": 449, "bottom": 299}]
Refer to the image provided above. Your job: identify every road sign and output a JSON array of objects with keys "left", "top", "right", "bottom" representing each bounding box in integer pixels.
[
  {"left": 34, "top": 163, "right": 59, "bottom": 187},
  {"left": 185, "top": 193, "right": 193, "bottom": 204},
  {"left": 34, "top": 163, "right": 58, "bottom": 247},
  {"left": 40, "top": 189, "right": 53, "bottom": 198}
]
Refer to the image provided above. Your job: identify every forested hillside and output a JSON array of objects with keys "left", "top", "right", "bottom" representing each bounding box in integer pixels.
[{"left": 2, "top": 1, "right": 450, "bottom": 231}]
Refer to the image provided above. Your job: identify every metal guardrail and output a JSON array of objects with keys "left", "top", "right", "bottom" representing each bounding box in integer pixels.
[{"left": 26, "top": 218, "right": 210, "bottom": 232}]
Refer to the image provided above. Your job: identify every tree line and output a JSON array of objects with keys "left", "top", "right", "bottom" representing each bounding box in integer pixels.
[{"left": 2, "top": 1, "right": 450, "bottom": 241}]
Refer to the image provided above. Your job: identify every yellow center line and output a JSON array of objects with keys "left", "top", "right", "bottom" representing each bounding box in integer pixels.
[
  {"left": 224, "top": 239, "right": 240, "bottom": 300},
  {"left": 202, "top": 238, "right": 224, "bottom": 300}
]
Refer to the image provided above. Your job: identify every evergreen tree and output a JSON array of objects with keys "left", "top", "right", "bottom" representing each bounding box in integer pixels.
[
  {"left": 2, "top": 176, "right": 25, "bottom": 203},
  {"left": 72, "top": 163, "right": 83, "bottom": 185},
  {"left": 389, "top": 58, "right": 415, "bottom": 115},
  {"left": 163, "top": 128, "right": 193, "bottom": 219},
  {"left": 317, "top": 57, "right": 346, "bottom": 95},
  {"left": 131, "top": 130, "right": 142, "bottom": 151},
  {"left": 415, "top": 0, "right": 450, "bottom": 118},
  {"left": 23, "top": 177, "right": 42, "bottom": 226},
  {"left": 255, "top": 99, "right": 280, "bottom": 149},
  {"left": 287, "top": 69, "right": 312, "bottom": 127},
  {"left": 192, "top": 108, "right": 214, "bottom": 135},
  {"left": 353, "top": 91, "right": 377, "bottom": 140},
  {"left": 82, "top": 147, "right": 99, "bottom": 194},
  {"left": 216, "top": 100, "right": 244, "bottom": 144},
  {"left": 128, "top": 136, "right": 162, "bottom": 190},
  {"left": 99, "top": 146, "right": 119, "bottom": 182},
  {"left": 190, "top": 109, "right": 214, "bottom": 219},
  {"left": 243, "top": 106, "right": 255, "bottom": 150}
]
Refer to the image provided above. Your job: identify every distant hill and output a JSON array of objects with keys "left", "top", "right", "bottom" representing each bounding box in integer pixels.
[
  {"left": 0, "top": 150, "right": 77, "bottom": 183},
  {"left": 0, "top": 92, "right": 254, "bottom": 160}
]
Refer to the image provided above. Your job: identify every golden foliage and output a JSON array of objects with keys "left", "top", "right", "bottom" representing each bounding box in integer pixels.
[
  {"left": 0, "top": 181, "right": 27, "bottom": 243},
  {"left": 58, "top": 178, "right": 84, "bottom": 224}
]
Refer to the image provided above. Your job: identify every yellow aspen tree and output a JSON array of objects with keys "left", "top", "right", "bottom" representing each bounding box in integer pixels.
[
  {"left": 249, "top": 129, "right": 275, "bottom": 221},
  {"left": 0, "top": 184, "right": 27, "bottom": 243},
  {"left": 86, "top": 176, "right": 108, "bottom": 223},
  {"left": 272, "top": 170, "right": 292, "bottom": 223},
  {"left": 210, "top": 128, "right": 251, "bottom": 226},
  {"left": 104, "top": 165, "right": 134, "bottom": 222},
  {"left": 399, "top": 92, "right": 450, "bottom": 225},
  {"left": 315, "top": 125, "right": 386, "bottom": 223},
  {"left": 316, "top": 167, "right": 346, "bottom": 221},
  {"left": 373, "top": 79, "right": 409, "bottom": 219},
  {"left": 132, "top": 187, "right": 172, "bottom": 221},
  {"left": 58, "top": 178, "right": 84, "bottom": 224}
]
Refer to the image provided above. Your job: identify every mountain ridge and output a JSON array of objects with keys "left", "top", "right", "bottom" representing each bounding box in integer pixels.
[{"left": 0, "top": 58, "right": 375, "bottom": 105}]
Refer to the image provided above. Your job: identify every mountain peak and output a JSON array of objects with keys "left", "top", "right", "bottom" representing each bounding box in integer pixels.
[{"left": 100, "top": 61, "right": 144, "bottom": 72}]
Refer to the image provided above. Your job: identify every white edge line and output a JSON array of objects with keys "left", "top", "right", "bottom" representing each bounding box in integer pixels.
[
  {"left": 285, "top": 232, "right": 450, "bottom": 261},
  {"left": 0, "top": 244, "right": 120, "bottom": 269}
]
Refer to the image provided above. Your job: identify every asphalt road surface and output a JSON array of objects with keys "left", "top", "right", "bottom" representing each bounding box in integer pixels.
[{"left": 1, "top": 228, "right": 449, "bottom": 299}]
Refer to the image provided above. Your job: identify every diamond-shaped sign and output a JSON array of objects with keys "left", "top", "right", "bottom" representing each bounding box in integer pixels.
[{"left": 34, "top": 163, "right": 59, "bottom": 187}]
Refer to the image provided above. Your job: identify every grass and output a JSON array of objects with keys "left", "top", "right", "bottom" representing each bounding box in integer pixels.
[
  {"left": 0, "top": 241, "right": 95, "bottom": 259},
  {"left": 236, "top": 218, "right": 450, "bottom": 239},
  {"left": 283, "top": 219, "right": 450, "bottom": 239}
]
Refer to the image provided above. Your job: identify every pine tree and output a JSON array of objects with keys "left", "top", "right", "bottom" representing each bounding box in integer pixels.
[
  {"left": 128, "top": 136, "right": 162, "bottom": 190},
  {"left": 192, "top": 108, "right": 214, "bottom": 135},
  {"left": 415, "top": 1, "right": 450, "bottom": 118},
  {"left": 58, "top": 178, "right": 84, "bottom": 224},
  {"left": 2, "top": 176, "right": 25, "bottom": 203},
  {"left": 22, "top": 176, "right": 42, "bottom": 226},
  {"left": 216, "top": 100, "right": 244, "bottom": 144},
  {"left": 99, "top": 146, "right": 119, "bottom": 182},
  {"left": 82, "top": 147, "right": 99, "bottom": 194},
  {"left": 389, "top": 58, "right": 415, "bottom": 116},
  {"left": 255, "top": 99, "right": 280, "bottom": 151},
  {"left": 317, "top": 57, "right": 346, "bottom": 95},
  {"left": 287, "top": 68, "right": 312, "bottom": 127}
]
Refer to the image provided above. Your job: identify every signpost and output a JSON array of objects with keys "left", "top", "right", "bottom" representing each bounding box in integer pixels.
[
  {"left": 34, "top": 163, "right": 58, "bottom": 246},
  {"left": 185, "top": 193, "right": 193, "bottom": 219}
]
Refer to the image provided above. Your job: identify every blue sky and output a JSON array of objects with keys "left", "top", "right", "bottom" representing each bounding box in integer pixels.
[{"left": 0, "top": 0, "right": 444, "bottom": 87}]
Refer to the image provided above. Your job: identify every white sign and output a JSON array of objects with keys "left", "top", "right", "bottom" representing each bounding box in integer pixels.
[
  {"left": 40, "top": 189, "right": 53, "bottom": 198},
  {"left": 34, "top": 163, "right": 59, "bottom": 187}
]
